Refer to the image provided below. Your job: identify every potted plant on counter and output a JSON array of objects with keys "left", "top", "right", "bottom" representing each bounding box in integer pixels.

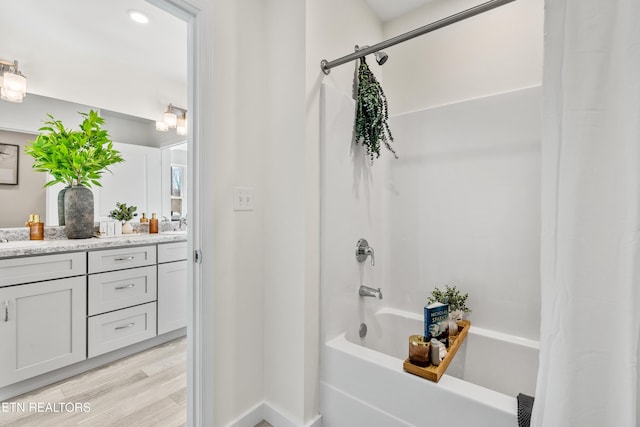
[
  {"left": 25, "top": 110, "right": 123, "bottom": 238},
  {"left": 109, "top": 202, "right": 138, "bottom": 234}
]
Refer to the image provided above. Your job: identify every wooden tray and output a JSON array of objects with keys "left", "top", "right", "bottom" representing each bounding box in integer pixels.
[{"left": 403, "top": 319, "right": 470, "bottom": 383}]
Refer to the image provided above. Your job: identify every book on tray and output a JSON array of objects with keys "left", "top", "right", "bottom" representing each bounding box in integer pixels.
[{"left": 424, "top": 302, "right": 449, "bottom": 347}]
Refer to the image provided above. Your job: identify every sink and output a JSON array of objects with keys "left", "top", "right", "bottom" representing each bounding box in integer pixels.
[
  {"left": 1, "top": 240, "right": 48, "bottom": 248},
  {"left": 160, "top": 230, "right": 187, "bottom": 235}
]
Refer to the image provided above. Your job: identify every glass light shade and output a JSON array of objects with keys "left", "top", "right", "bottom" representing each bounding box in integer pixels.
[
  {"left": 3, "top": 72, "right": 26, "bottom": 95},
  {"left": 163, "top": 111, "right": 177, "bottom": 128},
  {"left": 1, "top": 87, "right": 24, "bottom": 103},
  {"left": 156, "top": 121, "right": 169, "bottom": 131},
  {"left": 176, "top": 117, "right": 187, "bottom": 136}
]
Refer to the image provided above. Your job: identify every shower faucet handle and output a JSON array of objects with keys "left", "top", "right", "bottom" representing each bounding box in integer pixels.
[{"left": 355, "top": 238, "right": 375, "bottom": 266}]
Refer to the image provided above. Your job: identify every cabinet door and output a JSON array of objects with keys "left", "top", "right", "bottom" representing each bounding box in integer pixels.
[
  {"left": 0, "top": 276, "right": 87, "bottom": 387},
  {"left": 157, "top": 260, "right": 187, "bottom": 335}
]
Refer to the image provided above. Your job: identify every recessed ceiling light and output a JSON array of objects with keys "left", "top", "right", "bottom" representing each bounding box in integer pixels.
[{"left": 128, "top": 10, "right": 149, "bottom": 24}]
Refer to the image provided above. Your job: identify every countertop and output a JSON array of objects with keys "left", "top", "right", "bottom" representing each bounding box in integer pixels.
[{"left": 0, "top": 232, "right": 188, "bottom": 259}]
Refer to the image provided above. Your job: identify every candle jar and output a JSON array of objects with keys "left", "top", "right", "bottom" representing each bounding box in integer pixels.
[{"left": 408, "top": 335, "right": 431, "bottom": 367}]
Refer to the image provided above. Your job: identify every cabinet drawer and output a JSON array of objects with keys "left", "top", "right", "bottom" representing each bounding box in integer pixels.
[
  {"left": 88, "top": 246, "right": 156, "bottom": 273},
  {"left": 0, "top": 252, "right": 86, "bottom": 287},
  {"left": 87, "top": 302, "right": 157, "bottom": 357},
  {"left": 88, "top": 266, "right": 157, "bottom": 315},
  {"left": 158, "top": 241, "right": 188, "bottom": 263}
]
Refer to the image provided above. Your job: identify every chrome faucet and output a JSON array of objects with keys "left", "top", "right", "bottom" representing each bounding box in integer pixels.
[
  {"left": 355, "top": 238, "right": 375, "bottom": 266},
  {"left": 179, "top": 216, "right": 187, "bottom": 230},
  {"left": 359, "top": 285, "right": 383, "bottom": 300}
]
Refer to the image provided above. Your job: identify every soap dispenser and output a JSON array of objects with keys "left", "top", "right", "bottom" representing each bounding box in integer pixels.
[{"left": 149, "top": 213, "right": 158, "bottom": 234}]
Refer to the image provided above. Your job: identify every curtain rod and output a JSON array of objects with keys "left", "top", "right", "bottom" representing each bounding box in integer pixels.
[{"left": 320, "top": 0, "right": 517, "bottom": 75}]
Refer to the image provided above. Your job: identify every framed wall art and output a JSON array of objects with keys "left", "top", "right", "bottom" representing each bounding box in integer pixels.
[{"left": 0, "top": 143, "right": 19, "bottom": 185}]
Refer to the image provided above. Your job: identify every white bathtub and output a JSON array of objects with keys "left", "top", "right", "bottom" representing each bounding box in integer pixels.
[{"left": 320, "top": 307, "right": 539, "bottom": 427}]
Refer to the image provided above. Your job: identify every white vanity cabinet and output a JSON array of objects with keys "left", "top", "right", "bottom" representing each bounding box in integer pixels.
[
  {"left": 87, "top": 245, "right": 158, "bottom": 358},
  {"left": 0, "top": 254, "right": 87, "bottom": 388},
  {"left": 157, "top": 242, "right": 188, "bottom": 334}
]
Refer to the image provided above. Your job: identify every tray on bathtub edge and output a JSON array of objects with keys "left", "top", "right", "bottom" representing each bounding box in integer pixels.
[{"left": 403, "top": 319, "right": 470, "bottom": 383}]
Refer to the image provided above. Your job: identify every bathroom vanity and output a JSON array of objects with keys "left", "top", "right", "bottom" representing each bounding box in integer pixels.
[{"left": 0, "top": 233, "right": 187, "bottom": 395}]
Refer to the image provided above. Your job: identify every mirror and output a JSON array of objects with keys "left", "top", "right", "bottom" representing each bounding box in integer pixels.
[
  {"left": 0, "top": 0, "right": 187, "bottom": 229},
  {"left": 0, "top": 95, "right": 187, "bottom": 228}
]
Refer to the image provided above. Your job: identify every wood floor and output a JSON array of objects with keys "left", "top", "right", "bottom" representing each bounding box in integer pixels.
[
  {"left": 1, "top": 337, "right": 274, "bottom": 427},
  {"left": 1, "top": 337, "right": 187, "bottom": 427}
]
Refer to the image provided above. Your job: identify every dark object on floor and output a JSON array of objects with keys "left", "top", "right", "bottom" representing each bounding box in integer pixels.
[{"left": 517, "top": 393, "right": 535, "bottom": 427}]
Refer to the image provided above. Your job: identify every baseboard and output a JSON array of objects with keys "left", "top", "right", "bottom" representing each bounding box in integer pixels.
[{"left": 226, "top": 401, "right": 322, "bottom": 427}]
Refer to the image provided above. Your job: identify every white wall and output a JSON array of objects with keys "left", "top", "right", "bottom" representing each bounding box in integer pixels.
[
  {"left": 319, "top": 84, "right": 391, "bottom": 343},
  {"left": 383, "top": 0, "right": 543, "bottom": 114},
  {"left": 262, "top": 0, "right": 308, "bottom": 424},
  {"left": 200, "top": 0, "right": 268, "bottom": 425},
  {"left": 388, "top": 87, "right": 541, "bottom": 340},
  {"left": 379, "top": 0, "right": 543, "bottom": 340}
]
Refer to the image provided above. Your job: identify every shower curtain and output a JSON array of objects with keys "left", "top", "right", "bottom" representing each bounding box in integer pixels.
[{"left": 533, "top": 0, "right": 640, "bottom": 425}]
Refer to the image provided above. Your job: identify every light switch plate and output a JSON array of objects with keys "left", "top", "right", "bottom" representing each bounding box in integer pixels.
[{"left": 233, "top": 186, "right": 254, "bottom": 211}]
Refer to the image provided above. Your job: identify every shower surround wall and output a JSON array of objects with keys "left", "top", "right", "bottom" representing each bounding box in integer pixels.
[
  {"left": 320, "top": 83, "right": 541, "bottom": 344},
  {"left": 387, "top": 86, "right": 541, "bottom": 340}
]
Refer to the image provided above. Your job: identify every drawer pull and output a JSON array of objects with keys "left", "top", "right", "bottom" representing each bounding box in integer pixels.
[
  {"left": 114, "top": 256, "right": 135, "bottom": 261},
  {"left": 3, "top": 301, "right": 8, "bottom": 322},
  {"left": 115, "top": 283, "right": 136, "bottom": 290},
  {"left": 115, "top": 322, "right": 135, "bottom": 330}
]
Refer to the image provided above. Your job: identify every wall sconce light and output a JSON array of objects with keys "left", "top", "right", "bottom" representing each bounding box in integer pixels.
[
  {"left": 0, "top": 59, "right": 27, "bottom": 103},
  {"left": 156, "top": 103, "right": 187, "bottom": 136}
]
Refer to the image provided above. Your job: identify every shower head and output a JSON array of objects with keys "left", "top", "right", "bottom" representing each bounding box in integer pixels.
[
  {"left": 355, "top": 45, "right": 389, "bottom": 66},
  {"left": 375, "top": 51, "right": 388, "bottom": 66}
]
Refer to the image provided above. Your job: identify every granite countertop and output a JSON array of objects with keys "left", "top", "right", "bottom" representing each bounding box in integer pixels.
[{"left": 0, "top": 232, "right": 188, "bottom": 259}]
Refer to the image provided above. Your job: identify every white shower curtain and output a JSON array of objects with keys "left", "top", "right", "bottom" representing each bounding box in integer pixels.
[{"left": 533, "top": 1, "right": 640, "bottom": 426}]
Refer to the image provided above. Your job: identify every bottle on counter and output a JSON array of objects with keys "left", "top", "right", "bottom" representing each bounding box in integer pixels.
[
  {"left": 140, "top": 213, "right": 149, "bottom": 223},
  {"left": 27, "top": 214, "right": 44, "bottom": 240},
  {"left": 149, "top": 213, "right": 158, "bottom": 234}
]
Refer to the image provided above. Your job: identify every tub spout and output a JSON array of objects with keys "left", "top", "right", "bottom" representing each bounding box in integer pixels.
[{"left": 359, "top": 285, "right": 383, "bottom": 300}]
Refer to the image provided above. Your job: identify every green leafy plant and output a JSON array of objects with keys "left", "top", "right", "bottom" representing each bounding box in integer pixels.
[
  {"left": 25, "top": 110, "right": 123, "bottom": 188},
  {"left": 428, "top": 284, "right": 471, "bottom": 314},
  {"left": 108, "top": 202, "right": 138, "bottom": 222},
  {"left": 354, "top": 57, "right": 397, "bottom": 162}
]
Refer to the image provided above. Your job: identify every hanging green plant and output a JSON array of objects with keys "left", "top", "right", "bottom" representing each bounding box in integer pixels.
[{"left": 354, "top": 56, "right": 397, "bottom": 162}]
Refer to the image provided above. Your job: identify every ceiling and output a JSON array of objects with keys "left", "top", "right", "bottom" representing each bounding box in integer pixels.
[
  {"left": 365, "top": 0, "right": 434, "bottom": 22},
  {"left": 0, "top": 0, "right": 429, "bottom": 118},
  {"left": 0, "top": 0, "right": 186, "bottom": 120}
]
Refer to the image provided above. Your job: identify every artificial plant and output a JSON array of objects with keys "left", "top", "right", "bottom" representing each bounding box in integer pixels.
[
  {"left": 428, "top": 284, "right": 472, "bottom": 314},
  {"left": 108, "top": 202, "right": 138, "bottom": 222},
  {"left": 354, "top": 56, "right": 397, "bottom": 162},
  {"left": 25, "top": 110, "right": 123, "bottom": 188}
]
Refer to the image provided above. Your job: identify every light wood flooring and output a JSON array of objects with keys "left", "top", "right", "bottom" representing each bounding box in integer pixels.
[
  {"left": 1, "top": 337, "right": 274, "bottom": 427},
  {"left": 1, "top": 337, "right": 187, "bottom": 427}
]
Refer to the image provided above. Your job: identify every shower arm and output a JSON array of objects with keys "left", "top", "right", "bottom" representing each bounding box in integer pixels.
[{"left": 320, "top": 0, "right": 517, "bottom": 75}]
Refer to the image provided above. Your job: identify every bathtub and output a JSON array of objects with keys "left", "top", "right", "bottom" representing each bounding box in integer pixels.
[{"left": 320, "top": 307, "right": 539, "bottom": 427}]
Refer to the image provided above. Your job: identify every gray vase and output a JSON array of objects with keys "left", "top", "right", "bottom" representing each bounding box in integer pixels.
[
  {"left": 64, "top": 186, "right": 94, "bottom": 239},
  {"left": 57, "top": 187, "right": 70, "bottom": 226}
]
